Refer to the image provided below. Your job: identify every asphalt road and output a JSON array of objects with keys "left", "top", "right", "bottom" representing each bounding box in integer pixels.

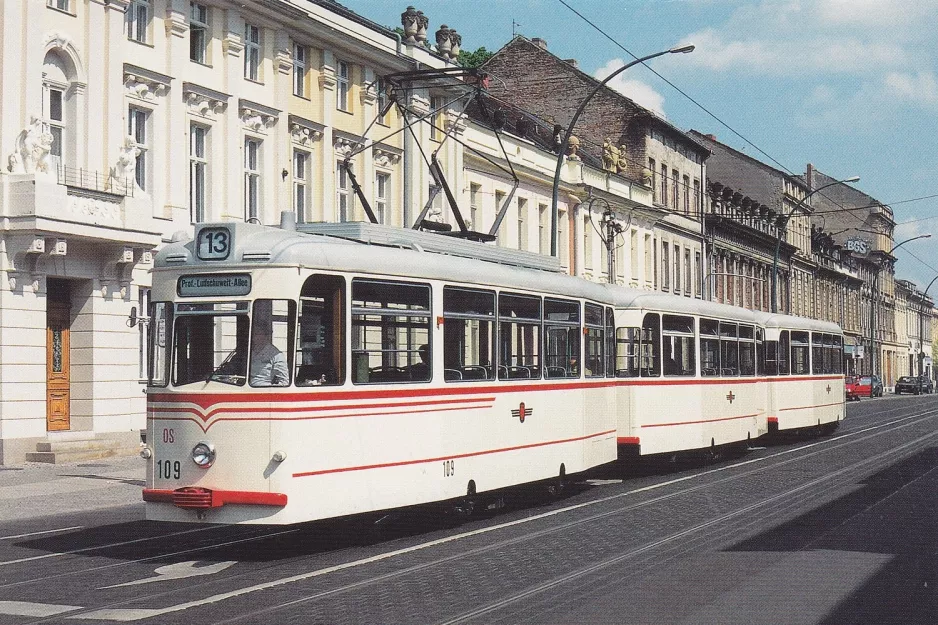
[{"left": 1, "top": 394, "right": 937, "bottom": 624}]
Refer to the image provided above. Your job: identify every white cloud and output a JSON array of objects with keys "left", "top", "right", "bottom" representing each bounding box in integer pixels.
[
  {"left": 593, "top": 59, "right": 667, "bottom": 115},
  {"left": 885, "top": 72, "right": 938, "bottom": 106}
]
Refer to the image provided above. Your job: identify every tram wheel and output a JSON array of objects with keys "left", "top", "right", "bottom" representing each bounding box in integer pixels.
[{"left": 546, "top": 463, "right": 567, "bottom": 498}]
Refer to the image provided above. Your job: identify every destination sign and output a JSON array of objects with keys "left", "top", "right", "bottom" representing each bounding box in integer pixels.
[{"left": 178, "top": 274, "right": 252, "bottom": 297}]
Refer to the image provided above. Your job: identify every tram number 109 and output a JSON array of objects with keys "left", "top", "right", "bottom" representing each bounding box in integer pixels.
[
  {"left": 157, "top": 460, "right": 181, "bottom": 480},
  {"left": 443, "top": 459, "right": 455, "bottom": 477}
]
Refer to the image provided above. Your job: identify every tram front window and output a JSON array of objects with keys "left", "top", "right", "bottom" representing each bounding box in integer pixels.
[{"left": 173, "top": 302, "right": 249, "bottom": 387}]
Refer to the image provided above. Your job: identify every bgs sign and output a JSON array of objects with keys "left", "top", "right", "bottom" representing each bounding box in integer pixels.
[
  {"left": 845, "top": 238, "right": 871, "bottom": 257},
  {"left": 178, "top": 274, "right": 252, "bottom": 297}
]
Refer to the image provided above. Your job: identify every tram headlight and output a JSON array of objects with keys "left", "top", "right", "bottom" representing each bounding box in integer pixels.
[{"left": 191, "top": 441, "right": 216, "bottom": 468}]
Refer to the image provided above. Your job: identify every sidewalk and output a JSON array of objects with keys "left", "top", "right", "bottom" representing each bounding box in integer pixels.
[{"left": 0, "top": 455, "right": 145, "bottom": 523}]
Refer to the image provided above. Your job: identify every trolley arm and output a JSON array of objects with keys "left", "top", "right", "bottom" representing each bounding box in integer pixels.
[{"left": 342, "top": 157, "right": 380, "bottom": 225}]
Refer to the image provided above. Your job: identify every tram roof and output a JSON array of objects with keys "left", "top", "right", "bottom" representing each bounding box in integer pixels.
[{"left": 754, "top": 312, "right": 843, "bottom": 334}]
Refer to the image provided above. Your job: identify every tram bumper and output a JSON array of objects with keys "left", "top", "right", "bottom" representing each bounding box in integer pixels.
[{"left": 143, "top": 487, "right": 287, "bottom": 509}]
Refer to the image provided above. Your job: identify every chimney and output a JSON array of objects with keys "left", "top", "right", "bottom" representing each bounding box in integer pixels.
[
  {"left": 563, "top": 58, "right": 579, "bottom": 68},
  {"left": 531, "top": 37, "right": 548, "bottom": 50},
  {"left": 806, "top": 163, "right": 814, "bottom": 191}
]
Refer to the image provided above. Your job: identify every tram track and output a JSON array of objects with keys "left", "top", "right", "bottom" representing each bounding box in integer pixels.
[{"left": 7, "top": 402, "right": 938, "bottom": 624}]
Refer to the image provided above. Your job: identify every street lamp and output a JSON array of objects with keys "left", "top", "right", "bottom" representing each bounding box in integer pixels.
[
  {"left": 870, "top": 233, "right": 932, "bottom": 379},
  {"left": 550, "top": 43, "right": 695, "bottom": 257},
  {"left": 918, "top": 274, "right": 938, "bottom": 381},
  {"left": 771, "top": 175, "right": 860, "bottom": 313}
]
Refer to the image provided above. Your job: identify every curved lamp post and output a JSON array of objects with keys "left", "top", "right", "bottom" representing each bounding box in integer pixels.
[
  {"left": 549, "top": 44, "right": 695, "bottom": 257},
  {"left": 771, "top": 175, "right": 859, "bottom": 313},
  {"left": 870, "top": 233, "right": 932, "bottom": 378}
]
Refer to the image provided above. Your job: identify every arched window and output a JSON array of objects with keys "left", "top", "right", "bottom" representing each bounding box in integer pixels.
[{"left": 42, "top": 51, "right": 71, "bottom": 171}]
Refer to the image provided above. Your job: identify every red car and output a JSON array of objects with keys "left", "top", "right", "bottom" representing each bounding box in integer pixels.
[{"left": 845, "top": 376, "right": 860, "bottom": 401}]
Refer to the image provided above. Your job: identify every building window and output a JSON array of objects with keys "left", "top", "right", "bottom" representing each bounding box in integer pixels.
[
  {"left": 660, "top": 163, "right": 668, "bottom": 205},
  {"left": 517, "top": 198, "right": 528, "bottom": 250},
  {"left": 649, "top": 158, "right": 657, "bottom": 202},
  {"left": 684, "top": 249, "right": 692, "bottom": 298},
  {"left": 695, "top": 251, "right": 702, "bottom": 298},
  {"left": 337, "top": 60, "right": 350, "bottom": 111},
  {"left": 244, "top": 24, "right": 260, "bottom": 81},
  {"left": 683, "top": 175, "right": 690, "bottom": 215},
  {"left": 376, "top": 76, "right": 389, "bottom": 125},
  {"left": 645, "top": 234, "right": 653, "bottom": 284},
  {"left": 127, "top": 0, "right": 150, "bottom": 43},
  {"left": 539, "top": 203, "right": 548, "bottom": 255},
  {"left": 293, "top": 150, "right": 309, "bottom": 222},
  {"left": 693, "top": 178, "right": 700, "bottom": 217},
  {"left": 495, "top": 190, "right": 506, "bottom": 246},
  {"left": 244, "top": 137, "right": 260, "bottom": 221},
  {"left": 47, "top": 0, "right": 70, "bottom": 11},
  {"left": 337, "top": 161, "right": 350, "bottom": 221},
  {"left": 190, "top": 3, "right": 209, "bottom": 64},
  {"left": 583, "top": 215, "right": 592, "bottom": 270},
  {"left": 674, "top": 244, "right": 681, "bottom": 294},
  {"left": 128, "top": 107, "right": 148, "bottom": 190},
  {"left": 190, "top": 124, "right": 207, "bottom": 222},
  {"left": 293, "top": 43, "right": 307, "bottom": 97},
  {"left": 661, "top": 241, "right": 669, "bottom": 291},
  {"left": 375, "top": 171, "right": 390, "bottom": 225},
  {"left": 470, "top": 183, "right": 481, "bottom": 232},
  {"left": 672, "top": 169, "right": 679, "bottom": 210},
  {"left": 43, "top": 83, "right": 66, "bottom": 171}
]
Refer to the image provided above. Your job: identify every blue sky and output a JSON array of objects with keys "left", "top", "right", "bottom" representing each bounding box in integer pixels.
[{"left": 346, "top": 0, "right": 938, "bottom": 288}]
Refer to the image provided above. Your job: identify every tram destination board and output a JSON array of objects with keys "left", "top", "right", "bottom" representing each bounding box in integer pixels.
[{"left": 177, "top": 273, "right": 252, "bottom": 297}]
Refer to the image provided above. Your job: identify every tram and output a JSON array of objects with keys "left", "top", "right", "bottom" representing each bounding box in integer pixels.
[{"left": 140, "top": 218, "right": 845, "bottom": 524}]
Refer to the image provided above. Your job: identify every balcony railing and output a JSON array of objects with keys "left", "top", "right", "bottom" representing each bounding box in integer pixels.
[{"left": 55, "top": 164, "right": 135, "bottom": 198}]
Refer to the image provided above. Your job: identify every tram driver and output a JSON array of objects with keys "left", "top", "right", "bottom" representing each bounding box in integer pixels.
[{"left": 250, "top": 303, "right": 289, "bottom": 387}]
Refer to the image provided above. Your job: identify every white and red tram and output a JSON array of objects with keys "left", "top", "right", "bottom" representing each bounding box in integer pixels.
[{"left": 140, "top": 220, "right": 846, "bottom": 524}]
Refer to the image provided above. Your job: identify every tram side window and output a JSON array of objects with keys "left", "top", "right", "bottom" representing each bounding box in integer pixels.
[
  {"left": 351, "top": 280, "right": 431, "bottom": 384},
  {"left": 720, "top": 322, "right": 739, "bottom": 376},
  {"left": 700, "top": 319, "right": 720, "bottom": 377},
  {"left": 250, "top": 299, "right": 295, "bottom": 387},
  {"left": 791, "top": 331, "right": 810, "bottom": 375},
  {"left": 498, "top": 293, "right": 541, "bottom": 380},
  {"left": 832, "top": 335, "right": 843, "bottom": 374},
  {"left": 295, "top": 275, "right": 345, "bottom": 386},
  {"left": 811, "top": 333, "right": 824, "bottom": 375},
  {"left": 148, "top": 302, "right": 171, "bottom": 387},
  {"left": 584, "top": 303, "right": 605, "bottom": 377},
  {"left": 616, "top": 326, "right": 640, "bottom": 377},
  {"left": 641, "top": 313, "right": 660, "bottom": 377},
  {"left": 544, "top": 298, "right": 581, "bottom": 378},
  {"left": 173, "top": 302, "right": 249, "bottom": 387},
  {"left": 823, "top": 334, "right": 837, "bottom": 374},
  {"left": 443, "top": 287, "right": 495, "bottom": 382},
  {"left": 605, "top": 308, "right": 616, "bottom": 378},
  {"left": 765, "top": 340, "right": 778, "bottom": 376},
  {"left": 739, "top": 325, "right": 755, "bottom": 376},
  {"left": 756, "top": 328, "right": 764, "bottom": 376},
  {"left": 662, "top": 315, "right": 695, "bottom": 376},
  {"left": 778, "top": 330, "right": 791, "bottom": 375}
]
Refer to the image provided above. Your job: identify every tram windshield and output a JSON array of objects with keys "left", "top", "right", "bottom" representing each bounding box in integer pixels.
[{"left": 173, "top": 302, "right": 250, "bottom": 386}]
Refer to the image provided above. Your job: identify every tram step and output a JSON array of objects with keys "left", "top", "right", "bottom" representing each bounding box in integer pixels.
[{"left": 26, "top": 438, "right": 140, "bottom": 464}]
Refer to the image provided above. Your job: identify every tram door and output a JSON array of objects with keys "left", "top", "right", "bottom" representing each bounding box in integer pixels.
[{"left": 46, "top": 280, "right": 71, "bottom": 432}]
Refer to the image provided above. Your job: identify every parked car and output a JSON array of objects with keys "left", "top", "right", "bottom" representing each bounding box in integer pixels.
[
  {"left": 895, "top": 376, "right": 934, "bottom": 395},
  {"left": 853, "top": 375, "right": 884, "bottom": 398},
  {"left": 845, "top": 375, "right": 860, "bottom": 401}
]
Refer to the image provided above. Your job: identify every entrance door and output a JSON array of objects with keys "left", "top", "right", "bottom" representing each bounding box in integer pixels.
[{"left": 46, "top": 295, "right": 71, "bottom": 432}]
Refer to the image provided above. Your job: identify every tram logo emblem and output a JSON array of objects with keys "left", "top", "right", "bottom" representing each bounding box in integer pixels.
[
  {"left": 726, "top": 391, "right": 736, "bottom": 404},
  {"left": 511, "top": 402, "right": 530, "bottom": 423}
]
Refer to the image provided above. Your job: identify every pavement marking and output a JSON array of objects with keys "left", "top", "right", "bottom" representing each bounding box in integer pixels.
[
  {"left": 0, "top": 526, "right": 83, "bottom": 541},
  {"left": 0, "top": 600, "right": 82, "bottom": 617},
  {"left": 584, "top": 479, "right": 623, "bottom": 485},
  {"left": 101, "top": 561, "right": 237, "bottom": 589}
]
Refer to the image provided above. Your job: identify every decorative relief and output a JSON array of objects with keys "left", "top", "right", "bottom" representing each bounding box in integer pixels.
[
  {"left": 165, "top": 9, "right": 187, "bottom": 38},
  {"left": 124, "top": 73, "right": 169, "bottom": 101},
  {"left": 334, "top": 137, "right": 357, "bottom": 157},
  {"left": 67, "top": 194, "right": 121, "bottom": 223},
  {"left": 240, "top": 106, "right": 277, "bottom": 133},
  {"left": 223, "top": 32, "right": 244, "bottom": 58},
  {"left": 276, "top": 48, "right": 293, "bottom": 76},
  {"left": 373, "top": 148, "right": 401, "bottom": 168},
  {"left": 111, "top": 136, "right": 139, "bottom": 186},
  {"left": 319, "top": 65, "right": 337, "bottom": 90},
  {"left": 185, "top": 92, "right": 226, "bottom": 119},
  {"left": 6, "top": 116, "right": 56, "bottom": 176},
  {"left": 409, "top": 95, "right": 430, "bottom": 116},
  {"left": 290, "top": 123, "right": 323, "bottom": 146}
]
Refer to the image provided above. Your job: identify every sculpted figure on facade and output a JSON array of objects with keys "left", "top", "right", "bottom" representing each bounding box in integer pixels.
[
  {"left": 8, "top": 116, "right": 56, "bottom": 175},
  {"left": 566, "top": 135, "right": 580, "bottom": 160},
  {"left": 113, "top": 135, "right": 139, "bottom": 185},
  {"left": 435, "top": 25, "right": 452, "bottom": 57},
  {"left": 401, "top": 6, "right": 419, "bottom": 44},
  {"left": 448, "top": 30, "right": 461, "bottom": 59},
  {"left": 617, "top": 145, "right": 629, "bottom": 174},
  {"left": 601, "top": 139, "right": 619, "bottom": 172}
]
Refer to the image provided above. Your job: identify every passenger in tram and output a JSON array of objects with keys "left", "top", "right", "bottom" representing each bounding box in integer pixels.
[
  {"left": 408, "top": 344, "right": 431, "bottom": 381},
  {"left": 250, "top": 322, "right": 289, "bottom": 387}
]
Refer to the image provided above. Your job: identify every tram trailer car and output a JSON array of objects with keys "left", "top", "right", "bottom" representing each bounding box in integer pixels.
[
  {"left": 608, "top": 292, "right": 769, "bottom": 458},
  {"left": 141, "top": 221, "right": 620, "bottom": 524},
  {"left": 756, "top": 313, "right": 846, "bottom": 435}
]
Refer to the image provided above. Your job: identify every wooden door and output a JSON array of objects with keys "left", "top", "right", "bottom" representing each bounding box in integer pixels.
[{"left": 46, "top": 300, "right": 71, "bottom": 431}]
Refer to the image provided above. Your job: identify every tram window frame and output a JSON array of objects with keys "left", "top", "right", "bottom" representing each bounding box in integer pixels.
[
  {"left": 351, "top": 279, "right": 432, "bottom": 384},
  {"left": 544, "top": 297, "right": 580, "bottom": 378},
  {"left": 755, "top": 328, "right": 764, "bottom": 376},
  {"left": 700, "top": 318, "right": 720, "bottom": 377},
  {"left": 640, "top": 312, "right": 661, "bottom": 377},
  {"left": 778, "top": 330, "right": 791, "bottom": 375},
  {"left": 822, "top": 334, "right": 837, "bottom": 374},
  {"left": 295, "top": 274, "right": 346, "bottom": 387},
  {"left": 719, "top": 321, "right": 739, "bottom": 376},
  {"left": 443, "top": 286, "right": 495, "bottom": 382},
  {"left": 172, "top": 301, "right": 250, "bottom": 387},
  {"left": 249, "top": 299, "right": 296, "bottom": 387},
  {"left": 605, "top": 308, "right": 616, "bottom": 378},
  {"left": 148, "top": 301, "right": 171, "bottom": 387},
  {"left": 498, "top": 292, "right": 542, "bottom": 380},
  {"left": 739, "top": 324, "right": 755, "bottom": 376},
  {"left": 584, "top": 302, "right": 605, "bottom": 378},
  {"left": 811, "top": 332, "right": 824, "bottom": 375},
  {"left": 791, "top": 330, "right": 810, "bottom": 375},
  {"left": 832, "top": 335, "right": 843, "bottom": 374},
  {"left": 662, "top": 314, "right": 695, "bottom": 377},
  {"left": 616, "top": 326, "right": 640, "bottom": 377}
]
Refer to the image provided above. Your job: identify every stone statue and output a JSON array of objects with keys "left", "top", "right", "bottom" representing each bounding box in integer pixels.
[
  {"left": 601, "top": 139, "right": 619, "bottom": 172},
  {"left": 416, "top": 11, "right": 429, "bottom": 44},
  {"left": 8, "top": 116, "right": 56, "bottom": 175},
  {"left": 566, "top": 135, "right": 580, "bottom": 160},
  {"left": 448, "top": 30, "right": 461, "bottom": 59},
  {"left": 641, "top": 168, "right": 653, "bottom": 187},
  {"left": 401, "top": 6, "right": 419, "bottom": 44},
  {"left": 616, "top": 145, "right": 629, "bottom": 174},
  {"left": 435, "top": 25, "right": 452, "bottom": 56},
  {"left": 113, "top": 135, "right": 139, "bottom": 185}
]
